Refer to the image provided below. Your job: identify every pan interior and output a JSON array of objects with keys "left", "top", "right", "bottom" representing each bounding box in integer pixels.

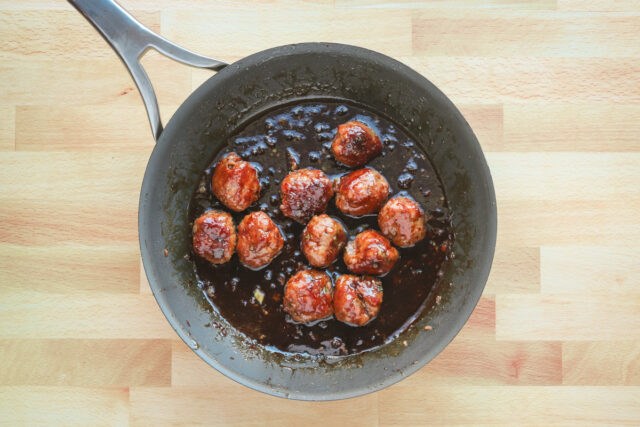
[
  {"left": 187, "top": 98, "right": 454, "bottom": 357},
  {"left": 139, "top": 43, "right": 496, "bottom": 400}
]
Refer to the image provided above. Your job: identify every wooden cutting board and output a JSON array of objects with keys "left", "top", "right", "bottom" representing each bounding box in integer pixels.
[{"left": 1, "top": 0, "right": 639, "bottom": 425}]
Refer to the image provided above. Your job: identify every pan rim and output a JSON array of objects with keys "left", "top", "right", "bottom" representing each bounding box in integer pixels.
[{"left": 139, "top": 42, "right": 497, "bottom": 400}]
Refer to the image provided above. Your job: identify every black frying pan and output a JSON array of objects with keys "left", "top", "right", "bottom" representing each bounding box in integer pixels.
[{"left": 70, "top": 0, "right": 497, "bottom": 400}]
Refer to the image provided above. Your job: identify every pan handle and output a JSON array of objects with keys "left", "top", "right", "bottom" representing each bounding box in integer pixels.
[{"left": 68, "top": 0, "right": 228, "bottom": 141}]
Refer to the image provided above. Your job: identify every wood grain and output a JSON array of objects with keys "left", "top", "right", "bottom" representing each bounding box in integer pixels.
[
  {"left": 409, "top": 339, "right": 562, "bottom": 385},
  {"left": 398, "top": 56, "right": 640, "bottom": 104},
  {"left": 0, "top": 200, "right": 138, "bottom": 247},
  {"left": 0, "top": 10, "right": 160, "bottom": 60},
  {"left": 488, "top": 153, "right": 640, "bottom": 200},
  {"left": 485, "top": 246, "right": 539, "bottom": 294},
  {"left": 335, "top": 0, "right": 556, "bottom": 9},
  {"left": 0, "top": 339, "right": 171, "bottom": 386},
  {"left": 498, "top": 200, "right": 640, "bottom": 246},
  {"left": 413, "top": 11, "right": 640, "bottom": 57},
  {"left": 558, "top": 0, "right": 640, "bottom": 11},
  {"left": 503, "top": 104, "right": 640, "bottom": 151},
  {"left": 378, "top": 386, "right": 640, "bottom": 426},
  {"left": 496, "top": 294, "right": 640, "bottom": 340},
  {"left": 15, "top": 106, "right": 165, "bottom": 151},
  {"left": 0, "top": 387, "right": 130, "bottom": 426},
  {"left": 131, "top": 385, "right": 379, "bottom": 426},
  {"left": 0, "top": 293, "right": 176, "bottom": 339},
  {"left": 0, "top": 0, "right": 287, "bottom": 10},
  {"left": 453, "top": 296, "right": 496, "bottom": 340},
  {"left": 0, "top": 106, "right": 14, "bottom": 150},
  {"left": 541, "top": 246, "right": 640, "bottom": 294},
  {"left": 0, "top": 152, "right": 146, "bottom": 201},
  {"left": 1, "top": 0, "right": 639, "bottom": 425},
  {"left": 0, "top": 58, "right": 191, "bottom": 106},
  {"left": 162, "top": 7, "right": 413, "bottom": 58},
  {"left": 0, "top": 244, "right": 140, "bottom": 294},
  {"left": 563, "top": 341, "right": 640, "bottom": 385}
]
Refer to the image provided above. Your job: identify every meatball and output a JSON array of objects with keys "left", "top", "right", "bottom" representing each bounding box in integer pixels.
[
  {"left": 344, "top": 230, "right": 399, "bottom": 276},
  {"left": 301, "top": 214, "right": 347, "bottom": 268},
  {"left": 283, "top": 269, "right": 334, "bottom": 323},
  {"left": 236, "top": 211, "right": 284, "bottom": 269},
  {"left": 192, "top": 210, "right": 236, "bottom": 264},
  {"left": 334, "top": 275, "right": 383, "bottom": 326},
  {"left": 335, "top": 168, "right": 389, "bottom": 216},
  {"left": 331, "top": 121, "right": 383, "bottom": 167},
  {"left": 280, "top": 168, "right": 334, "bottom": 223},
  {"left": 378, "top": 197, "right": 427, "bottom": 247},
  {"left": 211, "top": 152, "right": 261, "bottom": 212}
]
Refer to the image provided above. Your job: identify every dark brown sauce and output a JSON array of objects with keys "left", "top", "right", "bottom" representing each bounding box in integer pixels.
[{"left": 188, "top": 101, "right": 453, "bottom": 357}]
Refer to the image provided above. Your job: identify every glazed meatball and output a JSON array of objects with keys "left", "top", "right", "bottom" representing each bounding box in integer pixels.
[
  {"left": 283, "top": 269, "right": 334, "bottom": 323},
  {"left": 192, "top": 210, "right": 236, "bottom": 264},
  {"left": 344, "top": 230, "right": 399, "bottom": 276},
  {"left": 280, "top": 168, "right": 334, "bottom": 223},
  {"left": 236, "top": 211, "right": 284, "bottom": 269},
  {"left": 331, "top": 121, "right": 383, "bottom": 167},
  {"left": 334, "top": 275, "right": 383, "bottom": 326},
  {"left": 301, "top": 214, "right": 347, "bottom": 268},
  {"left": 211, "top": 152, "right": 261, "bottom": 212},
  {"left": 335, "top": 168, "right": 389, "bottom": 216},
  {"left": 378, "top": 197, "right": 427, "bottom": 247}
]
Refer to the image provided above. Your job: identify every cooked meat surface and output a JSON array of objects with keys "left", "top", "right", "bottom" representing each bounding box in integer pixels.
[
  {"left": 335, "top": 168, "right": 389, "bottom": 216},
  {"left": 331, "top": 121, "right": 382, "bottom": 167},
  {"left": 237, "top": 211, "right": 284, "bottom": 269},
  {"left": 283, "top": 269, "right": 334, "bottom": 323},
  {"left": 378, "top": 196, "right": 427, "bottom": 247},
  {"left": 212, "top": 152, "right": 261, "bottom": 212},
  {"left": 334, "top": 275, "right": 383, "bottom": 326},
  {"left": 280, "top": 168, "right": 333, "bottom": 223},
  {"left": 344, "top": 230, "right": 399, "bottom": 276},
  {"left": 192, "top": 210, "right": 236, "bottom": 264},
  {"left": 301, "top": 214, "right": 347, "bottom": 268}
]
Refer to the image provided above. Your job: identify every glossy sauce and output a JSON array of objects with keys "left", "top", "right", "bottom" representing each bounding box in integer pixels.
[{"left": 188, "top": 101, "right": 453, "bottom": 356}]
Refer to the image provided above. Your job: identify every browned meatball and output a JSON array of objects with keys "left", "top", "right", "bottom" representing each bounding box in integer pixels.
[
  {"left": 283, "top": 269, "right": 334, "bottom": 323},
  {"left": 301, "top": 214, "right": 347, "bottom": 268},
  {"left": 331, "top": 121, "right": 383, "bottom": 167},
  {"left": 344, "top": 230, "right": 399, "bottom": 276},
  {"left": 236, "top": 211, "right": 284, "bottom": 269},
  {"left": 192, "top": 210, "right": 236, "bottom": 264},
  {"left": 280, "top": 168, "right": 333, "bottom": 223},
  {"left": 335, "top": 168, "right": 389, "bottom": 216},
  {"left": 212, "top": 152, "right": 261, "bottom": 212},
  {"left": 378, "top": 197, "right": 427, "bottom": 247},
  {"left": 334, "top": 275, "right": 383, "bottom": 326}
]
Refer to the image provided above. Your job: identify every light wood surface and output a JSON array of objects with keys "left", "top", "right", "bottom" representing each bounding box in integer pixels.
[{"left": 1, "top": 1, "right": 639, "bottom": 425}]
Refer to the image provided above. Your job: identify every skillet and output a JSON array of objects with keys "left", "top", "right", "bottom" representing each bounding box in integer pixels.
[{"left": 69, "top": 0, "right": 497, "bottom": 400}]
